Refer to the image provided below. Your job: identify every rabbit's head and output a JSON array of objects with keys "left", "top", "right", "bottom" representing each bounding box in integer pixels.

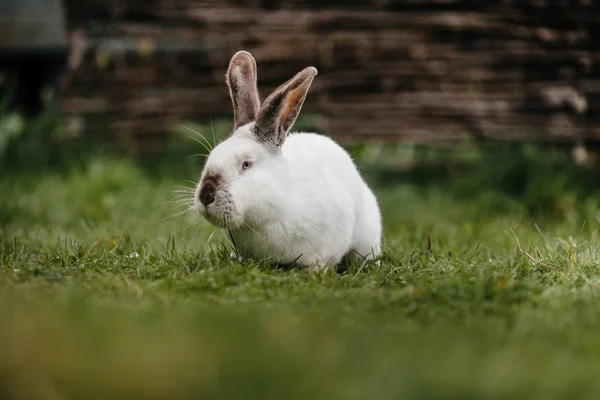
[{"left": 194, "top": 51, "right": 317, "bottom": 229}]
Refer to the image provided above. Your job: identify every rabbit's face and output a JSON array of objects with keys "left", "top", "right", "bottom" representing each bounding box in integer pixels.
[{"left": 195, "top": 124, "right": 287, "bottom": 229}]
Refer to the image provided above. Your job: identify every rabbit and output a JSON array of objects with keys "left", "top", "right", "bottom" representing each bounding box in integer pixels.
[{"left": 194, "top": 50, "right": 381, "bottom": 270}]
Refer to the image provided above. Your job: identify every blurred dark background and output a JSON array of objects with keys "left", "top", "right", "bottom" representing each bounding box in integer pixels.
[
  {"left": 2, "top": 0, "right": 599, "bottom": 158},
  {"left": 4, "top": 5, "right": 600, "bottom": 398}
]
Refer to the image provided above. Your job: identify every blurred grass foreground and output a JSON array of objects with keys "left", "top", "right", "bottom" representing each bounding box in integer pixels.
[{"left": 2, "top": 107, "right": 600, "bottom": 399}]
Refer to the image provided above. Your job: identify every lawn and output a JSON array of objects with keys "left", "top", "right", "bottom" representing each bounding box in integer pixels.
[{"left": 2, "top": 139, "right": 600, "bottom": 399}]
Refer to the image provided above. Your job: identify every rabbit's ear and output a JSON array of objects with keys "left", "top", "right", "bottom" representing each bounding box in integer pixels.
[
  {"left": 226, "top": 51, "right": 261, "bottom": 130},
  {"left": 254, "top": 66, "right": 317, "bottom": 150}
]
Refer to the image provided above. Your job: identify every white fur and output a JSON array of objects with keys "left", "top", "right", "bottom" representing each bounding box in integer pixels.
[{"left": 195, "top": 123, "right": 382, "bottom": 270}]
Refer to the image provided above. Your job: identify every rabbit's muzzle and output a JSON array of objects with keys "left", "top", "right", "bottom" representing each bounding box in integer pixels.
[{"left": 195, "top": 172, "right": 236, "bottom": 228}]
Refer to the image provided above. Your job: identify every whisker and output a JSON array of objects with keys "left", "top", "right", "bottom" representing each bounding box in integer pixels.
[
  {"left": 169, "top": 191, "right": 195, "bottom": 196},
  {"left": 167, "top": 202, "right": 195, "bottom": 209},
  {"left": 182, "top": 213, "right": 202, "bottom": 232},
  {"left": 167, "top": 198, "right": 194, "bottom": 205},
  {"left": 181, "top": 124, "right": 212, "bottom": 145},
  {"left": 173, "top": 183, "right": 196, "bottom": 190},
  {"left": 179, "top": 205, "right": 197, "bottom": 214},
  {"left": 186, "top": 135, "right": 212, "bottom": 153},
  {"left": 162, "top": 201, "right": 194, "bottom": 208},
  {"left": 187, "top": 153, "right": 209, "bottom": 159},
  {"left": 180, "top": 125, "right": 213, "bottom": 152},
  {"left": 182, "top": 213, "right": 201, "bottom": 230},
  {"left": 209, "top": 115, "right": 217, "bottom": 147},
  {"left": 156, "top": 196, "right": 192, "bottom": 205},
  {"left": 161, "top": 212, "right": 190, "bottom": 223},
  {"left": 163, "top": 206, "right": 197, "bottom": 220},
  {"left": 243, "top": 222, "right": 259, "bottom": 236},
  {"left": 170, "top": 189, "right": 195, "bottom": 194},
  {"left": 172, "top": 185, "right": 195, "bottom": 190},
  {"left": 169, "top": 203, "right": 195, "bottom": 212},
  {"left": 171, "top": 190, "right": 195, "bottom": 195},
  {"left": 165, "top": 195, "right": 195, "bottom": 202},
  {"left": 171, "top": 193, "right": 195, "bottom": 198}
]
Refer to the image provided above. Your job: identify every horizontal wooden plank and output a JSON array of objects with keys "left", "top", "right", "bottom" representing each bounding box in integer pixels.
[{"left": 58, "top": 0, "right": 600, "bottom": 153}]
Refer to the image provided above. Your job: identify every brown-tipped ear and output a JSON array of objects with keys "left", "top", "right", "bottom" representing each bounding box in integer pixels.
[
  {"left": 254, "top": 66, "right": 317, "bottom": 150},
  {"left": 226, "top": 51, "right": 261, "bottom": 131}
]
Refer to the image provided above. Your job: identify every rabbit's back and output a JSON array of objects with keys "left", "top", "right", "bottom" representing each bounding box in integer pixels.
[
  {"left": 279, "top": 132, "right": 381, "bottom": 265},
  {"left": 283, "top": 132, "right": 364, "bottom": 205}
]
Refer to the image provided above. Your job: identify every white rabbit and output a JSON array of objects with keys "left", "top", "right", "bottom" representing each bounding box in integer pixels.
[{"left": 194, "top": 50, "right": 381, "bottom": 270}]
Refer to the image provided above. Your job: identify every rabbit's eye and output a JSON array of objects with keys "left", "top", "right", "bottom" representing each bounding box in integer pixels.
[{"left": 241, "top": 161, "right": 252, "bottom": 170}]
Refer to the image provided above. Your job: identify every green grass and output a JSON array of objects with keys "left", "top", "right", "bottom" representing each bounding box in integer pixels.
[{"left": 2, "top": 144, "right": 600, "bottom": 399}]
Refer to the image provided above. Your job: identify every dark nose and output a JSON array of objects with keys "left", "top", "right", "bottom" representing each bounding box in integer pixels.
[{"left": 199, "top": 182, "right": 216, "bottom": 206}]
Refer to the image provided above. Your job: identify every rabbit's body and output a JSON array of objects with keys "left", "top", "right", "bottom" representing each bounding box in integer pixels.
[
  {"left": 194, "top": 51, "right": 381, "bottom": 270},
  {"left": 227, "top": 132, "right": 381, "bottom": 267}
]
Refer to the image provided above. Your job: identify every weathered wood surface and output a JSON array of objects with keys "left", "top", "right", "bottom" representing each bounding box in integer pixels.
[{"left": 60, "top": 0, "right": 600, "bottom": 152}]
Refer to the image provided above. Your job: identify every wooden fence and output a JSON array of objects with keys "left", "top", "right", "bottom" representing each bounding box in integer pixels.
[{"left": 60, "top": 0, "right": 600, "bottom": 152}]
